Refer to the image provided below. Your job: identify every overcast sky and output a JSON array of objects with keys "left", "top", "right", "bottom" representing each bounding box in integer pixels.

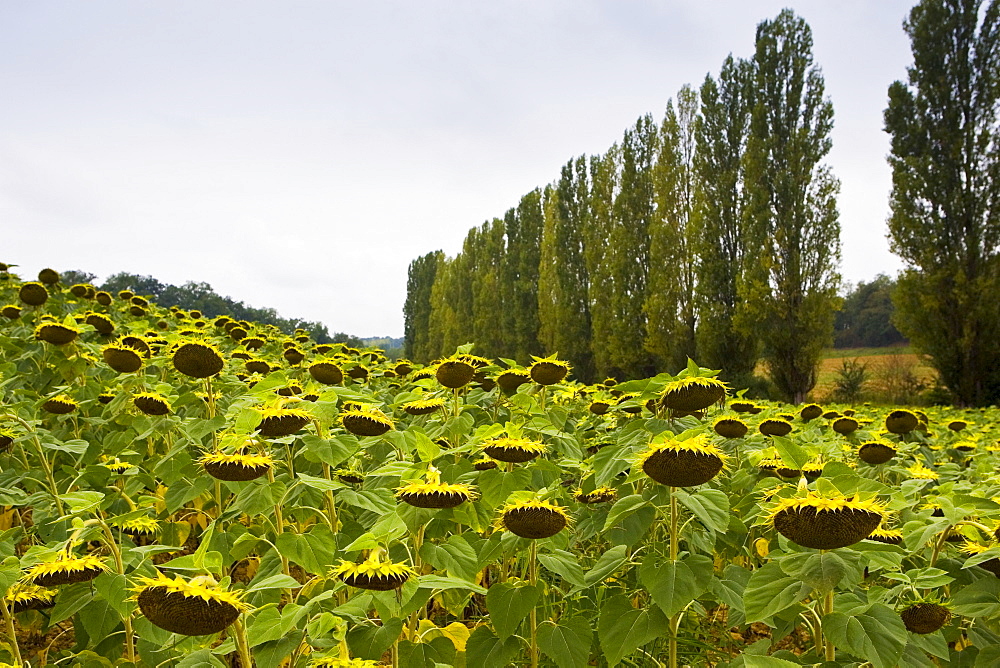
[{"left": 2, "top": 1, "right": 916, "bottom": 337}]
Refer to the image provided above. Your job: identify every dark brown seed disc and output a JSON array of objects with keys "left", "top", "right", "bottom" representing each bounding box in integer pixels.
[
  {"left": 589, "top": 401, "right": 610, "bottom": 415},
  {"left": 436, "top": 361, "right": 475, "bottom": 388},
  {"left": 899, "top": 603, "right": 950, "bottom": 634},
  {"left": 19, "top": 283, "right": 49, "bottom": 306},
  {"left": 398, "top": 490, "right": 468, "bottom": 509},
  {"left": 800, "top": 404, "right": 823, "bottom": 421},
  {"left": 309, "top": 362, "right": 344, "bottom": 385},
  {"left": 530, "top": 362, "right": 568, "bottom": 386},
  {"left": 660, "top": 384, "right": 726, "bottom": 413},
  {"left": 474, "top": 460, "right": 498, "bottom": 471},
  {"left": 773, "top": 506, "right": 882, "bottom": 550},
  {"left": 832, "top": 417, "right": 860, "bottom": 435},
  {"left": 858, "top": 442, "right": 896, "bottom": 465},
  {"left": 403, "top": 403, "right": 442, "bottom": 416},
  {"left": 42, "top": 399, "right": 76, "bottom": 415},
  {"left": 642, "top": 449, "right": 723, "bottom": 487},
  {"left": 1, "top": 305, "right": 21, "bottom": 319},
  {"left": 204, "top": 461, "right": 270, "bottom": 481},
  {"left": 759, "top": 420, "right": 793, "bottom": 437},
  {"left": 502, "top": 507, "right": 567, "bottom": 539},
  {"left": 483, "top": 445, "right": 540, "bottom": 463},
  {"left": 10, "top": 596, "right": 55, "bottom": 614},
  {"left": 257, "top": 414, "right": 310, "bottom": 438},
  {"left": 245, "top": 360, "right": 271, "bottom": 375},
  {"left": 283, "top": 348, "right": 305, "bottom": 365},
  {"left": 134, "top": 396, "right": 170, "bottom": 416},
  {"left": 575, "top": 490, "right": 616, "bottom": 504},
  {"left": 714, "top": 419, "right": 748, "bottom": 439},
  {"left": 86, "top": 313, "right": 115, "bottom": 335},
  {"left": 138, "top": 587, "right": 240, "bottom": 636},
  {"left": 104, "top": 347, "right": 142, "bottom": 373},
  {"left": 341, "top": 414, "right": 392, "bottom": 437},
  {"left": 340, "top": 572, "right": 409, "bottom": 591},
  {"left": 31, "top": 565, "right": 104, "bottom": 586},
  {"left": 885, "top": 410, "right": 919, "bottom": 434},
  {"left": 36, "top": 324, "right": 78, "bottom": 345},
  {"left": 496, "top": 371, "right": 531, "bottom": 394},
  {"left": 173, "top": 343, "right": 225, "bottom": 379}
]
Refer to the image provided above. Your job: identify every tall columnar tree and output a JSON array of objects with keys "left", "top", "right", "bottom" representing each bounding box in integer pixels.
[
  {"left": 502, "top": 190, "right": 545, "bottom": 363},
  {"left": 538, "top": 159, "right": 594, "bottom": 381},
  {"left": 885, "top": 0, "right": 1000, "bottom": 405},
  {"left": 404, "top": 251, "right": 444, "bottom": 361},
  {"left": 470, "top": 218, "right": 508, "bottom": 360},
  {"left": 740, "top": 9, "right": 841, "bottom": 403},
  {"left": 694, "top": 56, "right": 760, "bottom": 385},
  {"left": 585, "top": 147, "right": 620, "bottom": 379},
  {"left": 646, "top": 87, "right": 700, "bottom": 372}
]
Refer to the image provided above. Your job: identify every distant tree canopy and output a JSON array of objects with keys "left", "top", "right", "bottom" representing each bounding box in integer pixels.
[
  {"left": 834, "top": 275, "right": 906, "bottom": 349},
  {"left": 404, "top": 9, "right": 842, "bottom": 400},
  {"left": 99, "top": 272, "right": 360, "bottom": 345}
]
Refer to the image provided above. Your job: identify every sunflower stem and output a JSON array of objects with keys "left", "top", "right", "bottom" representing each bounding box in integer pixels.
[
  {"left": 267, "top": 468, "right": 290, "bottom": 578},
  {"left": 233, "top": 616, "right": 252, "bottom": 668},
  {"left": 529, "top": 539, "right": 539, "bottom": 668},
  {"left": 669, "top": 487, "right": 679, "bottom": 668},
  {"left": 8, "top": 414, "right": 66, "bottom": 516},
  {"left": 0, "top": 597, "right": 23, "bottom": 667},
  {"left": 99, "top": 519, "right": 136, "bottom": 663},
  {"left": 322, "top": 463, "right": 339, "bottom": 532},
  {"left": 823, "top": 588, "right": 835, "bottom": 661}
]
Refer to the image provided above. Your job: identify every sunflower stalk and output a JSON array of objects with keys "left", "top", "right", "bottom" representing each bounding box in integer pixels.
[
  {"left": 232, "top": 616, "right": 253, "bottom": 668},
  {"left": 267, "top": 468, "right": 290, "bottom": 577},
  {"left": 0, "top": 597, "right": 23, "bottom": 667},
  {"left": 529, "top": 539, "right": 539, "bottom": 668},
  {"left": 5, "top": 414, "right": 65, "bottom": 516},
  {"left": 823, "top": 588, "right": 835, "bottom": 661},
  {"left": 668, "top": 488, "right": 679, "bottom": 668},
  {"left": 98, "top": 518, "right": 136, "bottom": 663}
]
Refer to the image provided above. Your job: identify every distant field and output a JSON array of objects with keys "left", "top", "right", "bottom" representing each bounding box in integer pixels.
[{"left": 811, "top": 345, "right": 937, "bottom": 402}]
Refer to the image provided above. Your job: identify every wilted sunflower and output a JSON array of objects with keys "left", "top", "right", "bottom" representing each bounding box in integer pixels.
[
  {"left": 34, "top": 322, "right": 79, "bottom": 345},
  {"left": 899, "top": 600, "right": 951, "bottom": 634},
  {"left": 866, "top": 527, "right": 903, "bottom": 546},
  {"left": 473, "top": 458, "right": 498, "bottom": 471},
  {"left": 885, "top": 409, "right": 919, "bottom": 434},
  {"left": 496, "top": 369, "right": 532, "bottom": 395},
  {"left": 309, "top": 361, "right": 344, "bottom": 385},
  {"left": 639, "top": 434, "right": 728, "bottom": 487},
  {"left": 499, "top": 499, "right": 570, "bottom": 539},
  {"left": 482, "top": 436, "right": 547, "bottom": 463},
  {"left": 714, "top": 417, "right": 749, "bottom": 439},
  {"left": 4, "top": 583, "right": 56, "bottom": 614},
  {"left": 529, "top": 357, "right": 571, "bottom": 386},
  {"left": 0, "top": 428, "right": 14, "bottom": 452},
  {"left": 94, "top": 290, "right": 113, "bottom": 306},
  {"left": 832, "top": 417, "right": 860, "bottom": 435},
  {"left": 907, "top": 462, "right": 939, "bottom": 480},
  {"left": 340, "top": 406, "right": 393, "bottom": 437},
  {"left": 402, "top": 397, "right": 445, "bottom": 416},
  {"left": 659, "top": 376, "right": 727, "bottom": 413},
  {"left": 112, "top": 515, "right": 160, "bottom": 537},
  {"left": 283, "top": 347, "right": 306, "bottom": 365},
  {"left": 800, "top": 404, "right": 823, "bottom": 421},
  {"left": 37, "top": 268, "right": 60, "bottom": 284},
  {"left": 858, "top": 441, "right": 896, "bottom": 465},
  {"left": 436, "top": 358, "right": 475, "bottom": 388},
  {"left": 41, "top": 395, "right": 77, "bottom": 415},
  {"left": 335, "top": 469, "right": 365, "bottom": 484},
  {"left": 18, "top": 282, "right": 48, "bottom": 306},
  {"left": 201, "top": 450, "right": 274, "bottom": 481},
  {"left": 588, "top": 399, "right": 611, "bottom": 415},
  {"left": 767, "top": 492, "right": 886, "bottom": 550},
  {"left": 948, "top": 420, "right": 968, "bottom": 432},
  {"left": 960, "top": 540, "right": 1000, "bottom": 577},
  {"left": 394, "top": 360, "right": 413, "bottom": 376},
  {"left": 396, "top": 466, "right": 477, "bottom": 509},
  {"left": 85, "top": 312, "right": 115, "bottom": 335},
  {"left": 136, "top": 572, "right": 246, "bottom": 636},
  {"left": 173, "top": 341, "right": 225, "bottom": 379},
  {"left": 99, "top": 342, "right": 142, "bottom": 374},
  {"left": 575, "top": 487, "right": 617, "bottom": 504},
  {"left": 245, "top": 358, "right": 271, "bottom": 375},
  {"left": 25, "top": 553, "right": 108, "bottom": 586},
  {"left": 1, "top": 304, "right": 22, "bottom": 319},
  {"left": 334, "top": 550, "right": 414, "bottom": 591},
  {"left": 256, "top": 402, "right": 313, "bottom": 438},
  {"left": 802, "top": 460, "right": 824, "bottom": 482},
  {"left": 97, "top": 392, "right": 116, "bottom": 405},
  {"left": 133, "top": 392, "right": 171, "bottom": 416},
  {"left": 758, "top": 418, "right": 793, "bottom": 437},
  {"left": 729, "top": 401, "right": 756, "bottom": 413}
]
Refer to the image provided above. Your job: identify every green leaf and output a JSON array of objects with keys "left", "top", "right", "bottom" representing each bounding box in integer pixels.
[
  {"left": 485, "top": 582, "right": 540, "bottom": 640},
  {"left": 952, "top": 577, "right": 1000, "bottom": 617},
  {"left": 779, "top": 550, "right": 861, "bottom": 593},
  {"left": 742, "top": 657, "right": 802, "bottom": 668},
  {"left": 417, "top": 574, "right": 487, "bottom": 595},
  {"left": 296, "top": 473, "right": 345, "bottom": 492},
  {"left": 537, "top": 550, "right": 586, "bottom": 587},
  {"left": 420, "top": 534, "right": 479, "bottom": 582},
  {"left": 398, "top": 638, "right": 454, "bottom": 668},
  {"left": 537, "top": 616, "right": 593, "bottom": 668},
  {"left": 478, "top": 468, "right": 533, "bottom": 509},
  {"left": 743, "top": 562, "right": 810, "bottom": 624},
  {"left": 770, "top": 435, "right": 809, "bottom": 470},
  {"left": 60, "top": 491, "right": 105, "bottom": 514},
  {"left": 674, "top": 489, "right": 729, "bottom": 532},
  {"left": 348, "top": 619, "right": 404, "bottom": 661},
  {"left": 275, "top": 526, "right": 337, "bottom": 575},
  {"left": 0, "top": 556, "right": 20, "bottom": 597},
  {"left": 300, "top": 434, "right": 360, "bottom": 468},
  {"left": 465, "top": 625, "right": 522, "bottom": 668},
  {"left": 602, "top": 495, "right": 648, "bottom": 531},
  {"left": 823, "top": 603, "right": 907, "bottom": 668},
  {"left": 584, "top": 545, "right": 629, "bottom": 586},
  {"left": 78, "top": 598, "right": 121, "bottom": 646},
  {"left": 246, "top": 573, "right": 301, "bottom": 592},
  {"left": 598, "top": 594, "right": 668, "bottom": 666},
  {"left": 94, "top": 573, "right": 129, "bottom": 618},
  {"left": 338, "top": 488, "right": 396, "bottom": 514},
  {"left": 252, "top": 637, "right": 298, "bottom": 668},
  {"left": 413, "top": 430, "right": 441, "bottom": 462},
  {"left": 176, "top": 650, "right": 228, "bottom": 668},
  {"left": 639, "top": 553, "right": 713, "bottom": 618}
]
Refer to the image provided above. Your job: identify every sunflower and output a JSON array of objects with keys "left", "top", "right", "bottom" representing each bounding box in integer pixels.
[
  {"left": 94, "top": 291, "right": 113, "bottom": 306},
  {"left": 136, "top": 572, "right": 246, "bottom": 636},
  {"left": 800, "top": 404, "right": 823, "bottom": 421},
  {"left": 334, "top": 550, "right": 414, "bottom": 591},
  {"left": 396, "top": 466, "right": 477, "bottom": 509},
  {"left": 885, "top": 409, "right": 919, "bottom": 434},
  {"left": 102, "top": 458, "right": 135, "bottom": 474},
  {"left": 948, "top": 420, "right": 968, "bottom": 432},
  {"left": 35, "top": 322, "right": 79, "bottom": 345},
  {"left": 767, "top": 492, "right": 886, "bottom": 550},
  {"left": 866, "top": 527, "right": 903, "bottom": 546},
  {"left": 960, "top": 540, "right": 1000, "bottom": 577},
  {"left": 121, "top": 336, "right": 152, "bottom": 357},
  {"left": 499, "top": 499, "right": 570, "bottom": 539},
  {"left": 340, "top": 406, "right": 394, "bottom": 437},
  {"left": 133, "top": 392, "right": 171, "bottom": 416},
  {"left": 802, "top": 460, "right": 824, "bottom": 481},
  {"left": 173, "top": 341, "right": 225, "bottom": 379},
  {"left": 638, "top": 434, "right": 728, "bottom": 487},
  {"left": 86, "top": 312, "right": 115, "bottom": 335},
  {"left": 201, "top": 451, "right": 274, "bottom": 481},
  {"left": 575, "top": 487, "right": 617, "bottom": 504},
  {"left": 907, "top": 462, "right": 939, "bottom": 480},
  {"left": 4, "top": 583, "right": 56, "bottom": 614},
  {"left": 831, "top": 417, "right": 860, "bottom": 435},
  {"left": 1, "top": 304, "right": 22, "bottom": 319},
  {"left": 18, "top": 282, "right": 49, "bottom": 306},
  {"left": 310, "top": 658, "right": 383, "bottom": 667},
  {"left": 758, "top": 419, "right": 793, "bottom": 437},
  {"left": 245, "top": 358, "right": 272, "bottom": 375},
  {"left": 335, "top": 469, "right": 365, "bottom": 484},
  {"left": 394, "top": 361, "right": 413, "bottom": 376},
  {"left": 436, "top": 358, "right": 476, "bottom": 389},
  {"left": 659, "top": 376, "right": 727, "bottom": 413},
  {"left": 858, "top": 441, "right": 896, "bottom": 465},
  {"left": 482, "top": 436, "right": 547, "bottom": 463},
  {"left": 256, "top": 403, "right": 313, "bottom": 438},
  {"left": 402, "top": 397, "right": 445, "bottom": 416},
  {"left": 713, "top": 417, "right": 749, "bottom": 439},
  {"left": 309, "top": 361, "right": 344, "bottom": 385},
  {"left": 112, "top": 515, "right": 160, "bottom": 537},
  {"left": 473, "top": 458, "right": 498, "bottom": 471},
  {"left": 529, "top": 358, "right": 571, "bottom": 386},
  {"left": 25, "top": 553, "right": 109, "bottom": 586},
  {"left": 588, "top": 400, "right": 611, "bottom": 415},
  {"left": 283, "top": 347, "right": 306, "bottom": 365},
  {"left": 730, "top": 401, "right": 756, "bottom": 413},
  {"left": 0, "top": 429, "right": 14, "bottom": 452},
  {"left": 41, "top": 395, "right": 77, "bottom": 415},
  {"left": 899, "top": 601, "right": 951, "bottom": 634}
]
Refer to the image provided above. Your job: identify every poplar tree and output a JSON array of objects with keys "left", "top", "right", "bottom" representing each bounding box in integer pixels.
[
  {"left": 585, "top": 148, "right": 620, "bottom": 379},
  {"left": 694, "top": 56, "right": 760, "bottom": 385},
  {"left": 504, "top": 190, "right": 545, "bottom": 362},
  {"left": 470, "top": 218, "right": 507, "bottom": 360},
  {"left": 403, "top": 250, "right": 443, "bottom": 361},
  {"left": 741, "top": 10, "right": 841, "bottom": 403},
  {"left": 886, "top": 0, "right": 1000, "bottom": 405}
]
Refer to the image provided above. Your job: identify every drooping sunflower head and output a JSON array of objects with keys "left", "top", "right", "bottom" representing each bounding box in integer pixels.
[
  {"left": 899, "top": 599, "right": 952, "bottom": 634},
  {"left": 396, "top": 466, "right": 477, "bottom": 509},
  {"left": 133, "top": 392, "right": 172, "bottom": 416},
  {"left": 402, "top": 397, "right": 446, "bottom": 416},
  {"left": 766, "top": 492, "right": 887, "bottom": 550},
  {"left": 435, "top": 358, "right": 476, "bottom": 389},
  {"left": 758, "top": 418, "right": 793, "bottom": 437},
  {"left": 858, "top": 440, "right": 896, "bottom": 465},
  {"left": 832, "top": 417, "right": 860, "bottom": 435},
  {"left": 498, "top": 499, "right": 571, "bottom": 539},
  {"left": 659, "top": 376, "right": 727, "bottom": 413},
  {"left": 713, "top": 417, "right": 749, "bottom": 439},
  {"left": 1, "top": 304, "right": 21, "bottom": 319},
  {"left": 529, "top": 357, "right": 571, "bottom": 386},
  {"left": 34, "top": 322, "right": 80, "bottom": 346},
  {"left": 25, "top": 553, "right": 109, "bottom": 586},
  {"left": 172, "top": 341, "right": 225, "bottom": 379},
  {"left": 948, "top": 420, "right": 968, "bottom": 432},
  {"left": 575, "top": 486, "right": 617, "bottom": 504},
  {"left": 481, "top": 436, "right": 547, "bottom": 463},
  {"left": 4, "top": 583, "right": 57, "bottom": 614},
  {"left": 41, "top": 394, "right": 78, "bottom": 415},
  {"left": 799, "top": 404, "right": 824, "bottom": 421},
  {"left": 340, "top": 405, "right": 394, "bottom": 437},
  {"left": 256, "top": 401, "right": 313, "bottom": 438},
  {"left": 201, "top": 450, "right": 274, "bottom": 481},
  {"left": 112, "top": 515, "right": 160, "bottom": 537},
  {"left": 334, "top": 549, "right": 414, "bottom": 591},
  {"left": 885, "top": 409, "right": 919, "bottom": 434},
  {"left": 494, "top": 368, "right": 531, "bottom": 395},
  {"left": 309, "top": 657, "right": 384, "bottom": 667},
  {"left": 802, "top": 460, "right": 825, "bottom": 481},
  {"left": 907, "top": 462, "right": 939, "bottom": 480},
  {"left": 18, "top": 282, "right": 49, "bottom": 306},
  {"left": 135, "top": 572, "right": 246, "bottom": 636},
  {"left": 309, "top": 360, "right": 344, "bottom": 385},
  {"left": 866, "top": 527, "right": 904, "bottom": 546},
  {"left": 638, "top": 433, "right": 729, "bottom": 487}
]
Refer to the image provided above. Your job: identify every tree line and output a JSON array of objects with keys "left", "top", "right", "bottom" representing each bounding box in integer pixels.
[{"left": 405, "top": 9, "right": 841, "bottom": 402}]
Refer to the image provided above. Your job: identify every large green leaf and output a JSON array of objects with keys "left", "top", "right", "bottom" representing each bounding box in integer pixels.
[
  {"left": 584, "top": 545, "right": 629, "bottom": 586},
  {"left": 274, "top": 526, "right": 336, "bottom": 575},
  {"left": 639, "top": 553, "right": 713, "bottom": 617},
  {"left": 674, "top": 489, "right": 729, "bottom": 532},
  {"left": 770, "top": 435, "right": 809, "bottom": 470},
  {"left": 743, "top": 562, "right": 810, "bottom": 624},
  {"left": 602, "top": 495, "right": 648, "bottom": 531},
  {"left": 598, "top": 594, "right": 668, "bottom": 666},
  {"left": 464, "top": 625, "right": 522, "bottom": 668},
  {"left": 485, "top": 581, "right": 540, "bottom": 640},
  {"left": 478, "top": 469, "right": 533, "bottom": 509},
  {"left": 823, "top": 603, "right": 908, "bottom": 668},
  {"left": 779, "top": 550, "right": 862, "bottom": 592},
  {"left": 348, "top": 619, "right": 404, "bottom": 661},
  {"left": 537, "top": 616, "right": 593, "bottom": 668},
  {"left": 952, "top": 577, "right": 1000, "bottom": 617},
  {"left": 537, "top": 550, "right": 586, "bottom": 587},
  {"left": 420, "top": 534, "right": 479, "bottom": 581}
]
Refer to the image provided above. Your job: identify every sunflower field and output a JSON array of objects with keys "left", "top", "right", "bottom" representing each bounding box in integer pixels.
[{"left": 2, "top": 267, "right": 1000, "bottom": 668}]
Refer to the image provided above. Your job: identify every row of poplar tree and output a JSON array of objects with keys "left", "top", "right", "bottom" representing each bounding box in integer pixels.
[{"left": 404, "top": 9, "right": 838, "bottom": 402}]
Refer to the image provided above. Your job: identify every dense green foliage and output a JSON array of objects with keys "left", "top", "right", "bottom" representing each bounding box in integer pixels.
[
  {"left": 834, "top": 275, "right": 907, "bottom": 349},
  {"left": 885, "top": 0, "right": 1000, "bottom": 406},
  {"left": 404, "top": 10, "right": 841, "bottom": 400}
]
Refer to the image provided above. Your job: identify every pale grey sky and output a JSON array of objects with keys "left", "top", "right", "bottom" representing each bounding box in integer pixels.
[{"left": 2, "top": 1, "right": 914, "bottom": 337}]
